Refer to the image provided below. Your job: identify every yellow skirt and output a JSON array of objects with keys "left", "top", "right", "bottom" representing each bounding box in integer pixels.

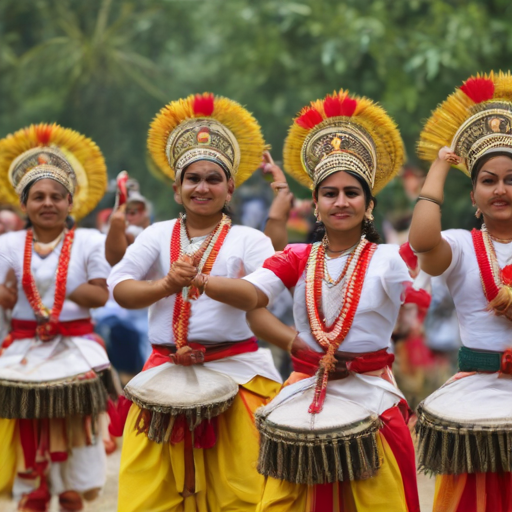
[
  {"left": 118, "top": 375, "right": 281, "bottom": 512},
  {"left": 0, "top": 419, "right": 18, "bottom": 496},
  {"left": 257, "top": 433, "right": 410, "bottom": 512}
]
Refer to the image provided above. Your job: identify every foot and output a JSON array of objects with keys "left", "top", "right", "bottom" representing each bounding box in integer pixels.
[
  {"left": 58, "top": 491, "right": 83, "bottom": 511},
  {"left": 18, "top": 488, "right": 51, "bottom": 512}
]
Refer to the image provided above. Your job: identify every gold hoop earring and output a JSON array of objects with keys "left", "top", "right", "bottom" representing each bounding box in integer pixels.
[{"left": 475, "top": 208, "right": 482, "bottom": 219}]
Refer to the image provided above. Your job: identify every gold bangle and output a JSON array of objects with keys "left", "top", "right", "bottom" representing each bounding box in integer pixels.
[
  {"left": 287, "top": 332, "right": 298, "bottom": 352},
  {"left": 417, "top": 195, "right": 443, "bottom": 207}
]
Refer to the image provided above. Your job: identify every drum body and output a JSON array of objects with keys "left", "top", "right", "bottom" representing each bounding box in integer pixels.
[
  {"left": 124, "top": 362, "right": 239, "bottom": 443},
  {"left": 416, "top": 372, "right": 512, "bottom": 474},
  {"left": 256, "top": 375, "right": 388, "bottom": 485}
]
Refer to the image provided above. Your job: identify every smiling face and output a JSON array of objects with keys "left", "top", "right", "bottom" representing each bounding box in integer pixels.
[
  {"left": 314, "top": 171, "right": 372, "bottom": 234},
  {"left": 173, "top": 160, "right": 234, "bottom": 217},
  {"left": 471, "top": 155, "right": 512, "bottom": 224},
  {"left": 20, "top": 179, "right": 72, "bottom": 230}
]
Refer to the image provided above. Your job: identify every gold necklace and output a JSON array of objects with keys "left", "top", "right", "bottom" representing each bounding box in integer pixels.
[
  {"left": 33, "top": 230, "right": 66, "bottom": 257},
  {"left": 488, "top": 233, "right": 512, "bottom": 244}
]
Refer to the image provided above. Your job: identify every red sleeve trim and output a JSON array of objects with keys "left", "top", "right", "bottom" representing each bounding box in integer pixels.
[{"left": 262, "top": 243, "right": 312, "bottom": 289}]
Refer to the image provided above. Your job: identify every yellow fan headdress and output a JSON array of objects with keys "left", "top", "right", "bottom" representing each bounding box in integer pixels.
[
  {"left": 418, "top": 71, "right": 512, "bottom": 176},
  {"left": 0, "top": 123, "right": 107, "bottom": 221},
  {"left": 148, "top": 93, "right": 265, "bottom": 186},
  {"left": 283, "top": 89, "right": 404, "bottom": 194}
]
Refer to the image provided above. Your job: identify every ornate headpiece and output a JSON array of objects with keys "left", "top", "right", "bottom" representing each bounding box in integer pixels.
[
  {"left": 283, "top": 89, "right": 404, "bottom": 193},
  {"left": 0, "top": 124, "right": 107, "bottom": 220},
  {"left": 418, "top": 71, "right": 512, "bottom": 175},
  {"left": 148, "top": 93, "right": 265, "bottom": 186}
]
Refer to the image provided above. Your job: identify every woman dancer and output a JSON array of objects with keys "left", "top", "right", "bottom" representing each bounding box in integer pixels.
[
  {"left": 411, "top": 71, "right": 512, "bottom": 512},
  {"left": 0, "top": 123, "right": 111, "bottom": 511},
  {"left": 191, "top": 89, "right": 420, "bottom": 512},
  {"left": 108, "top": 93, "right": 282, "bottom": 512}
]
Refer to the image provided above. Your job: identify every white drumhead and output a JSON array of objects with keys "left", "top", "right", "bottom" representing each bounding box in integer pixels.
[
  {"left": 260, "top": 383, "right": 377, "bottom": 434},
  {"left": 423, "top": 372, "right": 512, "bottom": 427},
  {"left": 125, "top": 362, "right": 239, "bottom": 408}
]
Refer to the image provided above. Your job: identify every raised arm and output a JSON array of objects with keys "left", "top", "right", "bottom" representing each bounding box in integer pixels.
[
  {"left": 105, "top": 207, "right": 129, "bottom": 266},
  {"left": 409, "top": 147, "right": 459, "bottom": 276}
]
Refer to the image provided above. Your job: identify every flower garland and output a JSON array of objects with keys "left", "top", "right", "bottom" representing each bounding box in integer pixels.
[
  {"left": 22, "top": 228, "right": 75, "bottom": 341},
  {"left": 472, "top": 225, "right": 512, "bottom": 316},
  {"left": 305, "top": 237, "right": 377, "bottom": 413},
  {"left": 171, "top": 214, "right": 231, "bottom": 349}
]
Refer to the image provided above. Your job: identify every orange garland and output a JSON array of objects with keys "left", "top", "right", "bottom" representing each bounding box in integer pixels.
[
  {"left": 305, "top": 238, "right": 376, "bottom": 413},
  {"left": 171, "top": 215, "right": 231, "bottom": 348},
  {"left": 22, "top": 228, "right": 75, "bottom": 341}
]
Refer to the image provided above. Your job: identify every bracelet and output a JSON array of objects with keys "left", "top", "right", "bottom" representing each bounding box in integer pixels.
[
  {"left": 417, "top": 195, "right": 443, "bottom": 207},
  {"left": 287, "top": 332, "right": 298, "bottom": 352}
]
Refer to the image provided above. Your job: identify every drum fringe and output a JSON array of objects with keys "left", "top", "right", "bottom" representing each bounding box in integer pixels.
[
  {"left": 255, "top": 415, "right": 382, "bottom": 485},
  {"left": 416, "top": 405, "right": 512, "bottom": 474},
  {"left": 127, "top": 393, "right": 237, "bottom": 444},
  {"left": 0, "top": 373, "right": 108, "bottom": 420}
]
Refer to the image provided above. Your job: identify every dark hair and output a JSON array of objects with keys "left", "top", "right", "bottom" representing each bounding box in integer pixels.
[
  {"left": 311, "top": 170, "right": 380, "bottom": 243},
  {"left": 21, "top": 179, "right": 75, "bottom": 229},
  {"left": 179, "top": 162, "right": 233, "bottom": 217},
  {"left": 471, "top": 151, "right": 512, "bottom": 185}
]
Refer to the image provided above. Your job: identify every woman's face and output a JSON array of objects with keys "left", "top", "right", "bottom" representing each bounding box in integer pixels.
[
  {"left": 20, "top": 179, "right": 71, "bottom": 229},
  {"left": 315, "top": 171, "right": 371, "bottom": 234},
  {"left": 472, "top": 155, "right": 512, "bottom": 224},
  {"left": 173, "top": 160, "right": 234, "bottom": 217}
]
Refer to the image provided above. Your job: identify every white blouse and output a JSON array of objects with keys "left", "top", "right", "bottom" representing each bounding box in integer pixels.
[
  {"left": 107, "top": 220, "right": 275, "bottom": 346},
  {"left": 244, "top": 244, "right": 411, "bottom": 354},
  {"left": 0, "top": 229, "right": 111, "bottom": 322},
  {"left": 442, "top": 229, "right": 512, "bottom": 352}
]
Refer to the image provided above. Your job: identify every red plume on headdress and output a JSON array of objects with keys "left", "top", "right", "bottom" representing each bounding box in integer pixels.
[
  {"left": 460, "top": 77, "right": 495, "bottom": 104},
  {"left": 323, "top": 94, "right": 357, "bottom": 118},
  {"left": 34, "top": 124, "right": 53, "bottom": 145},
  {"left": 295, "top": 107, "right": 323, "bottom": 129},
  {"left": 193, "top": 93, "right": 215, "bottom": 116}
]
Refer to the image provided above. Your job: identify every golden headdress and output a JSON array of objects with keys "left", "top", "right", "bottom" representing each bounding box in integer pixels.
[
  {"left": 0, "top": 123, "right": 107, "bottom": 221},
  {"left": 148, "top": 93, "right": 265, "bottom": 186},
  {"left": 418, "top": 71, "right": 512, "bottom": 175},
  {"left": 283, "top": 89, "right": 404, "bottom": 194}
]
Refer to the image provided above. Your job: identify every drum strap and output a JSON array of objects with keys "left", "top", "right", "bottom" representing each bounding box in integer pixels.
[
  {"left": 458, "top": 345, "right": 512, "bottom": 374},
  {"left": 3, "top": 318, "right": 95, "bottom": 349},
  {"left": 143, "top": 337, "right": 259, "bottom": 370},
  {"left": 291, "top": 347, "right": 394, "bottom": 379}
]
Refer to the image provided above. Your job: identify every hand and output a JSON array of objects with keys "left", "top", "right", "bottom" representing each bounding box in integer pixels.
[
  {"left": 289, "top": 333, "right": 313, "bottom": 355},
  {"left": 0, "top": 283, "right": 17, "bottom": 310},
  {"left": 160, "top": 255, "right": 197, "bottom": 296},
  {"left": 261, "top": 151, "right": 287, "bottom": 184},
  {"left": 172, "top": 345, "right": 205, "bottom": 366},
  {"left": 109, "top": 204, "right": 126, "bottom": 227},
  {"left": 438, "top": 146, "right": 462, "bottom": 165}
]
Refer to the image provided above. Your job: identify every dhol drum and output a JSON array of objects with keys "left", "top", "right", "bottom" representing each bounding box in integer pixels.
[
  {"left": 124, "top": 362, "right": 239, "bottom": 443},
  {"left": 416, "top": 372, "right": 512, "bottom": 474},
  {"left": 0, "top": 336, "right": 111, "bottom": 422},
  {"left": 256, "top": 378, "right": 382, "bottom": 485}
]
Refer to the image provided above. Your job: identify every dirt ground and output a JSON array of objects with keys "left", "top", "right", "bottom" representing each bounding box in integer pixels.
[{"left": 0, "top": 446, "right": 436, "bottom": 512}]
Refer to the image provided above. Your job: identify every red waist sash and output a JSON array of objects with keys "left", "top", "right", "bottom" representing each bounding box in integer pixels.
[
  {"left": 292, "top": 347, "right": 394, "bottom": 379},
  {"left": 143, "top": 337, "right": 259, "bottom": 371},
  {"left": 3, "top": 318, "right": 95, "bottom": 349}
]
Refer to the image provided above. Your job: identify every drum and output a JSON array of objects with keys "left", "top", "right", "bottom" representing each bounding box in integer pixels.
[
  {"left": 416, "top": 372, "right": 512, "bottom": 474},
  {"left": 124, "top": 362, "right": 239, "bottom": 443},
  {"left": 256, "top": 380, "right": 382, "bottom": 485},
  {"left": 0, "top": 336, "right": 111, "bottom": 421}
]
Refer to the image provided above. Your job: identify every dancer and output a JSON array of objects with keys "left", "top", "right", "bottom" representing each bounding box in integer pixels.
[
  {"left": 193, "top": 89, "right": 420, "bottom": 512},
  {"left": 0, "top": 124, "right": 111, "bottom": 511},
  {"left": 109, "top": 93, "right": 282, "bottom": 512},
  {"left": 411, "top": 71, "right": 512, "bottom": 511}
]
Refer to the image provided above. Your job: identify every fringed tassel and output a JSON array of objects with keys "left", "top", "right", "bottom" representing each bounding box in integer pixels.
[
  {"left": 416, "top": 405, "right": 512, "bottom": 474},
  {"left": 309, "top": 346, "right": 336, "bottom": 414},
  {"left": 487, "top": 286, "right": 512, "bottom": 316}
]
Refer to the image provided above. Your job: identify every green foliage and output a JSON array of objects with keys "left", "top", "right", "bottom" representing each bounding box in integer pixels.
[{"left": 1, "top": 0, "right": 510, "bottom": 225}]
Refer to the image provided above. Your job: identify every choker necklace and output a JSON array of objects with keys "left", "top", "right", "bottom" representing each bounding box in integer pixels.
[
  {"left": 321, "top": 235, "right": 358, "bottom": 256},
  {"left": 488, "top": 233, "right": 512, "bottom": 244}
]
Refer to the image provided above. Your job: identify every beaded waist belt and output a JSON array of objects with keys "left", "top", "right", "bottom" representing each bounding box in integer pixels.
[{"left": 458, "top": 345, "right": 512, "bottom": 373}]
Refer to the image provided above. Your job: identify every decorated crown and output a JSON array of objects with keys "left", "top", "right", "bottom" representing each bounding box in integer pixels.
[
  {"left": 147, "top": 93, "right": 265, "bottom": 186},
  {"left": 283, "top": 89, "right": 404, "bottom": 194},
  {"left": 0, "top": 124, "right": 107, "bottom": 221},
  {"left": 418, "top": 71, "right": 512, "bottom": 175}
]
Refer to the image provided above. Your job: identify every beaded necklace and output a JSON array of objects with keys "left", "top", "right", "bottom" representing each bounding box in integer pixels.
[
  {"left": 305, "top": 237, "right": 376, "bottom": 413},
  {"left": 472, "top": 225, "right": 512, "bottom": 315},
  {"left": 22, "top": 228, "right": 75, "bottom": 341},
  {"left": 171, "top": 214, "right": 231, "bottom": 348}
]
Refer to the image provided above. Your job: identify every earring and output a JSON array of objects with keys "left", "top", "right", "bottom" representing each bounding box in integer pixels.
[
  {"left": 475, "top": 208, "right": 482, "bottom": 219},
  {"left": 365, "top": 210, "right": 374, "bottom": 222},
  {"left": 314, "top": 205, "right": 321, "bottom": 222}
]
